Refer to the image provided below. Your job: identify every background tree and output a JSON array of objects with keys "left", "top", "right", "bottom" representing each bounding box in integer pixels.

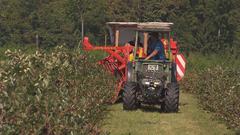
[
  {"left": 0, "top": 0, "right": 76, "bottom": 48},
  {"left": 0, "top": 0, "right": 239, "bottom": 56}
]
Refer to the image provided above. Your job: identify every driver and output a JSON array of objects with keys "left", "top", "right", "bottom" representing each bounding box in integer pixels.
[{"left": 145, "top": 32, "right": 165, "bottom": 60}]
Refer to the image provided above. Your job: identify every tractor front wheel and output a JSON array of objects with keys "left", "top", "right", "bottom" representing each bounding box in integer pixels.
[
  {"left": 123, "top": 82, "right": 138, "bottom": 110},
  {"left": 162, "top": 83, "right": 179, "bottom": 113}
]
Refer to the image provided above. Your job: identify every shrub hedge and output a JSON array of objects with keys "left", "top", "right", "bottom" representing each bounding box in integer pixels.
[
  {"left": 0, "top": 47, "right": 115, "bottom": 135},
  {"left": 182, "top": 65, "right": 240, "bottom": 129}
]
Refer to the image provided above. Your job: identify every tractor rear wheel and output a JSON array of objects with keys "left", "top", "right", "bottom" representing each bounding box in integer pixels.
[
  {"left": 162, "top": 83, "right": 179, "bottom": 113},
  {"left": 123, "top": 82, "right": 138, "bottom": 110}
]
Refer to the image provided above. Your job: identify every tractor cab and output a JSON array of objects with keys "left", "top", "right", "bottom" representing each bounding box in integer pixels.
[
  {"left": 106, "top": 22, "right": 177, "bottom": 62},
  {"left": 106, "top": 22, "right": 177, "bottom": 83}
]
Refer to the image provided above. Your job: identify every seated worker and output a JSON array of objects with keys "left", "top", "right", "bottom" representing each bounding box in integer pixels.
[
  {"left": 161, "top": 38, "right": 169, "bottom": 59},
  {"left": 127, "top": 37, "right": 143, "bottom": 47},
  {"left": 125, "top": 37, "right": 145, "bottom": 61},
  {"left": 145, "top": 32, "right": 165, "bottom": 60}
]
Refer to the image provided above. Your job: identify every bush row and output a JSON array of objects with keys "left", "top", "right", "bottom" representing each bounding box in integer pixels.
[
  {"left": 181, "top": 65, "right": 240, "bottom": 129},
  {"left": 0, "top": 47, "right": 115, "bottom": 135}
]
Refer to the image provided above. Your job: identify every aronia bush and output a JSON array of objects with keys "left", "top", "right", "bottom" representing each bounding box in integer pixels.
[
  {"left": 182, "top": 65, "right": 240, "bottom": 129},
  {"left": 0, "top": 46, "right": 115, "bottom": 135}
]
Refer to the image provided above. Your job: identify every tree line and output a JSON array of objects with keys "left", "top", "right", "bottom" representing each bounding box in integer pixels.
[{"left": 0, "top": 0, "right": 239, "bottom": 56}]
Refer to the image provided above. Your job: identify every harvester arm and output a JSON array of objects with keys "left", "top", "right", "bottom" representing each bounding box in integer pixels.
[
  {"left": 83, "top": 37, "right": 133, "bottom": 52},
  {"left": 82, "top": 37, "right": 133, "bottom": 70}
]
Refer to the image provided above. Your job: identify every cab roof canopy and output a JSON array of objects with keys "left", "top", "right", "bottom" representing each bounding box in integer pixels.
[{"left": 106, "top": 22, "right": 174, "bottom": 32}]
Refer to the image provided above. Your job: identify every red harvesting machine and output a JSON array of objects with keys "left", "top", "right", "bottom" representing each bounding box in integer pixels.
[{"left": 82, "top": 22, "right": 186, "bottom": 103}]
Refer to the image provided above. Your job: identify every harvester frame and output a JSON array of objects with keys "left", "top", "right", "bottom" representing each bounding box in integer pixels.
[{"left": 82, "top": 22, "right": 186, "bottom": 112}]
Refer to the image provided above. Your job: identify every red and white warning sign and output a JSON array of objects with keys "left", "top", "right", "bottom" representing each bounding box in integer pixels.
[{"left": 176, "top": 54, "right": 186, "bottom": 81}]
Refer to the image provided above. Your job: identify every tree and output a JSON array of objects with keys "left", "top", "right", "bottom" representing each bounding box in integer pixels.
[
  {"left": 0, "top": 0, "right": 239, "bottom": 55},
  {"left": 0, "top": 0, "right": 77, "bottom": 47}
]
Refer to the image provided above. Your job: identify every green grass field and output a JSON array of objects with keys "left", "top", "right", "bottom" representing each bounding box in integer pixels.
[{"left": 102, "top": 92, "right": 234, "bottom": 135}]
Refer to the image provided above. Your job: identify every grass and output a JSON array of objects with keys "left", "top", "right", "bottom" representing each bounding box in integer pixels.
[{"left": 102, "top": 92, "right": 234, "bottom": 135}]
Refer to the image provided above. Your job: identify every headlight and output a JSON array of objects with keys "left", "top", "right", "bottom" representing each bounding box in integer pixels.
[{"left": 142, "top": 79, "right": 162, "bottom": 87}]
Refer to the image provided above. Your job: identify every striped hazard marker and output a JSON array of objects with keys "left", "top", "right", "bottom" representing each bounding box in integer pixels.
[{"left": 176, "top": 54, "right": 186, "bottom": 81}]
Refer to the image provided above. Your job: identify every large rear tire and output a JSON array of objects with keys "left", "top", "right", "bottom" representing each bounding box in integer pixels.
[
  {"left": 123, "top": 82, "right": 138, "bottom": 110},
  {"left": 162, "top": 83, "right": 179, "bottom": 113}
]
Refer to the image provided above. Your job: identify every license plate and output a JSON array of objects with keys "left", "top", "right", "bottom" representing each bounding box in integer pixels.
[{"left": 147, "top": 65, "right": 159, "bottom": 71}]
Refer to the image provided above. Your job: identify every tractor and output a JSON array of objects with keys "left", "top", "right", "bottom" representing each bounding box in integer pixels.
[{"left": 82, "top": 22, "right": 186, "bottom": 113}]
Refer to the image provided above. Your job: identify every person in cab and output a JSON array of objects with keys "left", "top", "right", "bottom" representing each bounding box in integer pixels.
[{"left": 145, "top": 32, "right": 165, "bottom": 60}]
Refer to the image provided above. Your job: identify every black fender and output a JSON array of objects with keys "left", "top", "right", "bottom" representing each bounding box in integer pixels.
[
  {"left": 171, "top": 62, "right": 177, "bottom": 83},
  {"left": 127, "top": 62, "right": 134, "bottom": 82}
]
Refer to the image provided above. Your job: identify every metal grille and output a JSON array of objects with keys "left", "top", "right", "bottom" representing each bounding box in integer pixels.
[{"left": 140, "top": 64, "right": 167, "bottom": 80}]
